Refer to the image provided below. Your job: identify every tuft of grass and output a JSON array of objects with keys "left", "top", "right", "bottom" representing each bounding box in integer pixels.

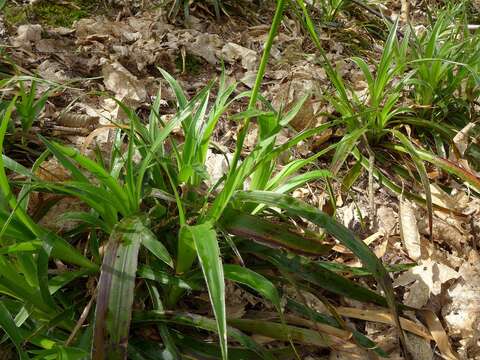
[
  {"left": 0, "top": 2, "right": 409, "bottom": 357},
  {"left": 405, "top": 2, "right": 480, "bottom": 126},
  {"left": 2, "top": 1, "right": 474, "bottom": 359}
]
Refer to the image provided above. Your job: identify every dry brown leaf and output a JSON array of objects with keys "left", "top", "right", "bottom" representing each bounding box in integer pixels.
[
  {"left": 102, "top": 61, "right": 147, "bottom": 106},
  {"left": 404, "top": 332, "right": 433, "bottom": 360},
  {"left": 403, "top": 280, "right": 430, "bottom": 308},
  {"left": 240, "top": 70, "right": 257, "bottom": 88},
  {"left": 452, "top": 122, "right": 476, "bottom": 157},
  {"left": 13, "top": 24, "right": 42, "bottom": 47},
  {"left": 204, "top": 150, "right": 233, "bottom": 189},
  {"left": 81, "top": 125, "right": 121, "bottom": 154},
  {"left": 376, "top": 205, "right": 396, "bottom": 233},
  {"left": 399, "top": 196, "right": 422, "bottom": 260},
  {"left": 393, "top": 259, "right": 460, "bottom": 297},
  {"left": 185, "top": 32, "right": 222, "bottom": 65},
  {"left": 329, "top": 348, "right": 369, "bottom": 359},
  {"left": 221, "top": 42, "right": 258, "bottom": 71},
  {"left": 37, "top": 60, "right": 70, "bottom": 82},
  {"left": 422, "top": 310, "right": 459, "bottom": 360},
  {"left": 284, "top": 314, "right": 351, "bottom": 340},
  {"left": 442, "top": 250, "right": 480, "bottom": 341},
  {"left": 336, "top": 307, "right": 433, "bottom": 340}
]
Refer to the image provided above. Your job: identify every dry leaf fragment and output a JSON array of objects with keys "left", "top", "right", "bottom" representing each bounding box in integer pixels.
[
  {"left": 204, "top": 150, "right": 233, "bottom": 189},
  {"left": 221, "top": 42, "right": 258, "bottom": 71},
  {"left": 393, "top": 259, "right": 460, "bottom": 296},
  {"left": 37, "top": 60, "right": 70, "bottom": 82},
  {"left": 422, "top": 310, "right": 460, "bottom": 360},
  {"left": 399, "top": 197, "right": 422, "bottom": 260},
  {"left": 452, "top": 122, "right": 476, "bottom": 157},
  {"left": 14, "top": 24, "right": 43, "bottom": 46},
  {"left": 404, "top": 280, "right": 430, "bottom": 308},
  {"left": 336, "top": 307, "right": 433, "bottom": 340},
  {"left": 185, "top": 32, "right": 223, "bottom": 65},
  {"left": 240, "top": 70, "right": 257, "bottom": 88},
  {"left": 102, "top": 61, "right": 147, "bottom": 105},
  {"left": 404, "top": 332, "right": 433, "bottom": 360},
  {"left": 442, "top": 250, "right": 480, "bottom": 340}
]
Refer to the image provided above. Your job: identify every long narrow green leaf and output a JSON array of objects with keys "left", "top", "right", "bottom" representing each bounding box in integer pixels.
[
  {"left": 169, "top": 333, "right": 295, "bottom": 360},
  {"left": 390, "top": 130, "right": 433, "bottom": 239},
  {"left": 286, "top": 299, "right": 387, "bottom": 357},
  {"left": 0, "top": 302, "right": 29, "bottom": 360},
  {"left": 234, "top": 190, "right": 406, "bottom": 349},
  {"left": 391, "top": 144, "right": 480, "bottom": 193},
  {"left": 259, "top": 248, "right": 388, "bottom": 307},
  {"left": 138, "top": 266, "right": 198, "bottom": 290},
  {"left": 133, "top": 311, "right": 275, "bottom": 360},
  {"left": 207, "top": 0, "right": 286, "bottom": 222},
  {"left": 92, "top": 216, "right": 146, "bottom": 359},
  {"left": 224, "top": 264, "right": 281, "bottom": 310},
  {"left": 40, "top": 137, "right": 131, "bottom": 216},
  {"left": 221, "top": 209, "right": 331, "bottom": 255},
  {"left": 187, "top": 223, "right": 227, "bottom": 360},
  {"left": 227, "top": 318, "right": 331, "bottom": 347},
  {"left": 137, "top": 222, "right": 173, "bottom": 268}
]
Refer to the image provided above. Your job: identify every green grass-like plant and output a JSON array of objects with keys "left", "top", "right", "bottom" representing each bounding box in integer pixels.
[
  {"left": 2, "top": 1, "right": 477, "bottom": 359},
  {"left": 0, "top": 2, "right": 413, "bottom": 358}
]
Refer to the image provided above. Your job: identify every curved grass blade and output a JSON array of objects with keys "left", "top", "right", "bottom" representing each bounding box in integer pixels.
[
  {"left": 137, "top": 225, "right": 173, "bottom": 269},
  {"left": 287, "top": 298, "right": 388, "bottom": 357},
  {"left": 221, "top": 209, "right": 331, "bottom": 255},
  {"left": 351, "top": 148, "right": 467, "bottom": 217},
  {"left": 39, "top": 137, "right": 131, "bottom": 216},
  {"left": 185, "top": 222, "right": 227, "bottom": 360},
  {"left": 391, "top": 144, "right": 480, "bottom": 193},
  {"left": 92, "top": 216, "right": 148, "bottom": 359},
  {"left": 170, "top": 333, "right": 296, "bottom": 360},
  {"left": 263, "top": 249, "right": 388, "bottom": 307},
  {"left": 0, "top": 241, "right": 42, "bottom": 255},
  {"left": 390, "top": 130, "right": 433, "bottom": 240},
  {"left": 0, "top": 302, "right": 29, "bottom": 360},
  {"left": 133, "top": 311, "right": 275, "bottom": 360},
  {"left": 145, "top": 282, "right": 181, "bottom": 360},
  {"left": 234, "top": 190, "right": 407, "bottom": 351},
  {"left": 272, "top": 170, "right": 333, "bottom": 194},
  {"left": 227, "top": 318, "right": 331, "bottom": 347},
  {"left": 330, "top": 128, "right": 366, "bottom": 175},
  {"left": 138, "top": 266, "right": 199, "bottom": 291},
  {"left": 224, "top": 264, "right": 281, "bottom": 311}
]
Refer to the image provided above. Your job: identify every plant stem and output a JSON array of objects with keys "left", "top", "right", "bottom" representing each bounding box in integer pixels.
[{"left": 205, "top": 0, "right": 286, "bottom": 222}]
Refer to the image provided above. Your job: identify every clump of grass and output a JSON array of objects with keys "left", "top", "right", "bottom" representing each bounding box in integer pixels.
[
  {"left": 0, "top": 1, "right": 413, "bottom": 358},
  {"left": 319, "top": 0, "right": 348, "bottom": 21},
  {"left": 295, "top": 0, "right": 480, "bottom": 228},
  {"left": 3, "top": 1, "right": 476, "bottom": 358},
  {"left": 31, "top": 2, "right": 94, "bottom": 27},
  {"left": 405, "top": 2, "right": 480, "bottom": 126}
]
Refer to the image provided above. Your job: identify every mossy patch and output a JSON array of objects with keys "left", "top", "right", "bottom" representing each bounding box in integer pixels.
[
  {"left": 3, "top": 5, "right": 28, "bottom": 27},
  {"left": 4, "top": 0, "right": 102, "bottom": 28}
]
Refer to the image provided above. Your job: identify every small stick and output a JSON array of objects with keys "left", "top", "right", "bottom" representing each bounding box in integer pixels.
[
  {"left": 65, "top": 294, "right": 96, "bottom": 346},
  {"left": 401, "top": 0, "right": 410, "bottom": 23}
]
